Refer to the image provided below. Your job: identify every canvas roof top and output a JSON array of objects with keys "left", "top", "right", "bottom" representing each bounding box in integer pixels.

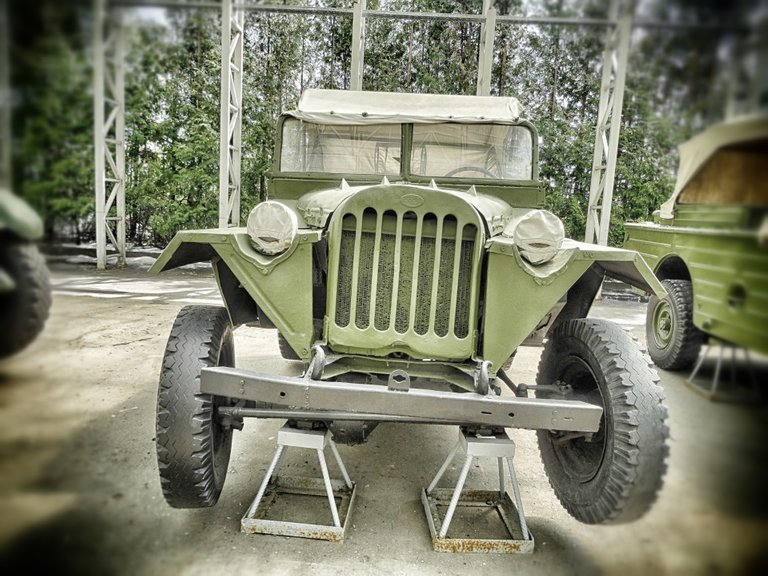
[
  {"left": 287, "top": 89, "right": 523, "bottom": 125},
  {"left": 660, "top": 115, "right": 768, "bottom": 218}
]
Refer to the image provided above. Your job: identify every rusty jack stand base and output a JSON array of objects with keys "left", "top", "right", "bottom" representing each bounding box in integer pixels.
[
  {"left": 241, "top": 425, "right": 356, "bottom": 541},
  {"left": 422, "top": 428, "right": 534, "bottom": 553}
]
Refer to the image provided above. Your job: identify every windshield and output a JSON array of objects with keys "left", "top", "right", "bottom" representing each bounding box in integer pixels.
[
  {"left": 279, "top": 118, "right": 534, "bottom": 180},
  {"left": 411, "top": 123, "right": 533, "bottom": 180},
  {"left": 280, "top": 119, "right": 401, "bottom": 175}
]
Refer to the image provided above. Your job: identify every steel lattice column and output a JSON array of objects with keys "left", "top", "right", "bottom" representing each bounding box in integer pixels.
[
  {"left": 219, "top": 0, "right": 244, "bottom": 228},
  {"left": 350, "top": 0, "right": 366, "bottom": 90},
  {"left": 476, "top": 0, "right": 496, "bottom": 96},
  {"left": 94, "top": 0, "right": 126, "bottom": 268},
  {"left": 584, "top": 0, "right": 634, "bottom": 246}
]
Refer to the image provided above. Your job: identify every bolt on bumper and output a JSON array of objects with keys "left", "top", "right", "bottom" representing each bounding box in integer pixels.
[{"left": 200, "top": 367, "right": 602, "bottom": 433}]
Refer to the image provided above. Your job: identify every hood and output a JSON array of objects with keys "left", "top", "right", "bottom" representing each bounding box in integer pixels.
[{"left": 296, "top": 179, "right": 522, "bottom": 237}]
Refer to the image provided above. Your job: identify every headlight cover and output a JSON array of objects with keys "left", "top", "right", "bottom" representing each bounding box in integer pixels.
[
  {"left": 503, "top": 209, "right": 565, "bottom": 265},
  {"left": 247, "top": 201, "right": 299, "bottom": 256}
]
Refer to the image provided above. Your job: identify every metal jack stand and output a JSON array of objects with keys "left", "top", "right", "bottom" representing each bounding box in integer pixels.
[
  {"left": 687, "top": 341, "right": 762, "bottom": 403},
  {"left": 422, "top": 428, "right": 534, "bottom": 553},
  {"left": 241, "top": 424, "right": 356, "bottom": 541}
]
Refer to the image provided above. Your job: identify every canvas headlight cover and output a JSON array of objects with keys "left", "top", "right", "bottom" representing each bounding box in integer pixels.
[
  {"left": 503, "top": 209, "right": 565, "bottom": 265},
  {"left": 247, "top": 201, "right": 299, "bottom": 256}
]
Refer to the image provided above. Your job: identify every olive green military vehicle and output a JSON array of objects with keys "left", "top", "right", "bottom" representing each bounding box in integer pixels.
[
  {"left": 0, "top": 188, "right": 51, "bottom": 358},
  {"left": 624, "top": 116, "right": 768, "bottom": 371},
  {"left": 151, "top": 90, "right": 668, "bottom": 525}
]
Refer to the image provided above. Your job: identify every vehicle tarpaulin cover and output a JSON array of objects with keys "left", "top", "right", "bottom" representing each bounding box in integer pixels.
[
  {"left": 289, "top": 89, "right": 522, "bottom": 125},
  {"left": 660, "top": 115, "right": 768, "bottom": 219}
]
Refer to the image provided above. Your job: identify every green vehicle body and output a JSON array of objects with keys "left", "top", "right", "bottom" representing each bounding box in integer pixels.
[
  {"left": 0, "top": 188, "right": 45, "bottom": 292},
  {"left": 152, "top": 89, "right": 663, "bottom": 390},
  {"left": 152, "top": 90, "right": 673, "bottom": 526},
  {"left": 624, "top": 116, "right": 768, "bottom": 355}
]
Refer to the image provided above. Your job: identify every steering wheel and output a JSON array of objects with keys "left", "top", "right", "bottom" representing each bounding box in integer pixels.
[{"left": 444, "top": 166, "right": 497, "bottom": 178}]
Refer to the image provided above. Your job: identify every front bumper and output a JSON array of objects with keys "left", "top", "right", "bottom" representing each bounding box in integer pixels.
[{"left": 201, "top": 367, "right": 602, "bottom": 433}]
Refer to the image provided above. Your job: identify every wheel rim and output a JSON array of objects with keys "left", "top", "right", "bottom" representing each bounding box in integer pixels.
[
  {"left": 550, "top": 355, "right": 607, "bottom": 483},
  {"left": 651, "top": 299, "right": 674, "bottom": 350},
  {"left": 211, "top": 330, "right": 235, "bottom": 482}
]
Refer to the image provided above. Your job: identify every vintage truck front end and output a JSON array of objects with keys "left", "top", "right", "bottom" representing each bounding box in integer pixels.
[{"left": 151, "top": 89, "right": 668, "bottom": 526}]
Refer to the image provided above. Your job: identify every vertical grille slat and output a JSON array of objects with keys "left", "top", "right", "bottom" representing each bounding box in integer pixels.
[
  {"left": 335, "top": 214, "right": 356, "bottom": 327},
  {"left": 427, "top": 217, "right": 444, "bottom": 333},
  {"left": 446, "top": 219, "right": 464, "bottom": 336},
  {"left": 331, "top": 192, "right": 481, "bottom": 359},
  {"left": 347, "top": 212, "right": 365, "bottom": 326},
  {"left": 454, "top": 224, "right": 477, "bottom": 338},
  {"left": 367, "top": 210, "right": 384, "bottom": 328},
  {"left": 394, "top": 232, "right": 416, "bottom": 333},
  {"left": 407, "top": 214, "right": 425, "bottom": 331}
]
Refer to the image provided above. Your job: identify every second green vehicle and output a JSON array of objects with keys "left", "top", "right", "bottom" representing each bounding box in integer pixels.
[{"left": 624, "top": 116, "right": 768, "bottom": 370}]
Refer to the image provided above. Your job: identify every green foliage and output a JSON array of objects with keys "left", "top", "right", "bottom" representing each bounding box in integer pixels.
[
  {"left": 10, "top": 1, "right": 93, "bottom": 240},
  {"left": 9, "top": 0, "right": 733, "bottom": 247}
]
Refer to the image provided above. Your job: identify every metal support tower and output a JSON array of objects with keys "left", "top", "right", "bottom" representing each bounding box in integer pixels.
[
  {"left": 218, "top": 0, "right": 244, "bottom": 228},
  {"left": 1, "top": 0, "right": 12, "bottom": 190},
  {"left": 477, "top": 0, "right": 496, "bottom": 96},
  {"left": 350, "top": 0, "right": 366, "bottom": 90},
  {"left": 584, "top": 0, "right": 634, "bottom": 246},
  {"left": 94, "top": 0, "right": 127, "bottom": 268}
]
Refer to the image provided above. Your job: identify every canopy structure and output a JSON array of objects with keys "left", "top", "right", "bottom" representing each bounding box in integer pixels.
[
  {"left": 290, "top": 89, "right": 523, "bottom": 125},
  {"left": 660, "top": 115, "right": 768, "bottom": 219}
]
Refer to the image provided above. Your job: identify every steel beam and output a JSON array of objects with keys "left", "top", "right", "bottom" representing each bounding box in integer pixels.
[
  {"left": 476, "top": 0, "right": 496, "bottom": 96},
  {"left": 218, "top": 0, "right": 244, "bottom": 229},
  {"left": 349, "top": 0, "right": 366, "bottom": 91},
  {"left": 585, "top": 0, "right": 634, "bottom": 247},
  {"left": 200, "top": 366, "right": 603, "bottom": 433},
  {"left": 94, "top": 0, "right": 126, "bottom": 268}
]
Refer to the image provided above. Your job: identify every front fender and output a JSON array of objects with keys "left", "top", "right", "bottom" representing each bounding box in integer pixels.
[
  {"left": 150, "top": 228, "right": 322, "bottom": 360},
  {"left": 482, "top": 238, "right": 665, "bottom": 370}
]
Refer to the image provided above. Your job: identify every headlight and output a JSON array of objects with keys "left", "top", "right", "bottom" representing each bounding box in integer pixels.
[
  {"left": 247, "top": 201, "right": 298, "bottom": 256},
  {"left": 503, "top": 209, "right": 564, "bottom": 265}
]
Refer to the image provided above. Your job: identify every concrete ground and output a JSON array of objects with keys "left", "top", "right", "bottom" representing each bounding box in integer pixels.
[{"left": 0, "top": 261, "right": 766, "bottom": 576}]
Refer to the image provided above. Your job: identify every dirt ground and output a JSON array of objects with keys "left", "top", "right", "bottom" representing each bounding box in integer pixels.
[{"left": 0, "top": 262, "right": 766, "bottom": 575}]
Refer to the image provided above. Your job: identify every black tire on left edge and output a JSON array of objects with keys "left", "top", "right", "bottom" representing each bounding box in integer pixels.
[
  {"left": 536, "top": 318, "right": 669, "bottom": 524},
  {"left": 0, "top": 242, "right": 51, "bottom": 359},
  {"left": 156, "top": 305, "right": 236, "bottom": 508}
]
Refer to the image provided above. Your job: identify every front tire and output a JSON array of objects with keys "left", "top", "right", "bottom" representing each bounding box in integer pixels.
[
  {"left": 0, "top": 242, "right": 51, "bottom": 358},
  {"left": 537, "top": 319, "right": 668, "bottom": 524},
  {"left": 156, "top": 305, "right": 236, "bottom": 508},
  {"left": 646, "top": 279, "right": 705, "bottom": 370}
]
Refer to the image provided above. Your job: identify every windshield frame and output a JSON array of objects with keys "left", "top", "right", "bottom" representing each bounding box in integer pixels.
[{"left": 274, "top": 115, "right": 539, "bottom": 183}]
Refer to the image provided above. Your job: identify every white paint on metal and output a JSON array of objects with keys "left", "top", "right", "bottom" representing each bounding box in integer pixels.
[
  {"left": 218, "top": 0, "right": 243, "bottom": 229},
  {"left": 94, "top": 0, "right": 126, "bottom": 269},
  {"left": 350, "top": 0, "right": 366, "bottom": 91},
  {"left": 477, "top": 0, "right": 496, "bottom": 96},
  {"left": 585, "top": 0, "right": 635, "bottom": 246}
]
